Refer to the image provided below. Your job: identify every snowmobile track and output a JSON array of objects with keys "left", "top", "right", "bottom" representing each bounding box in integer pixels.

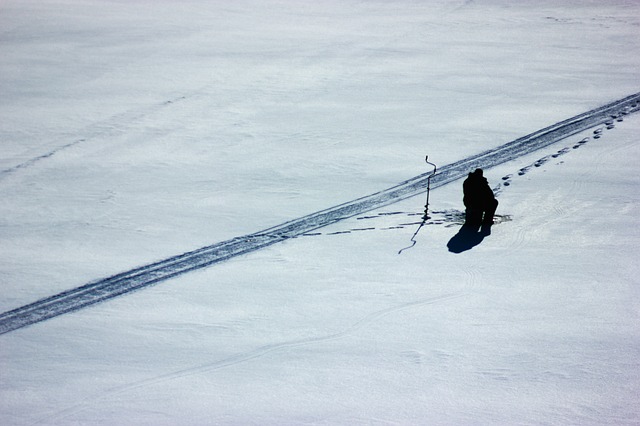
[{"left": 1, "top": 92, "right": 639, "bottom": 335}]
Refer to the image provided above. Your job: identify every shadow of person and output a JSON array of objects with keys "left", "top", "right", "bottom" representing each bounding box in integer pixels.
[{"left": 447, "top": 224, "right": 492, "bottom": 254}]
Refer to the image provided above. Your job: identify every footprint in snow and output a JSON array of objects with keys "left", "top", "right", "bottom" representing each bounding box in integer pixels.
[
  {"left": 552, "top": 147, "right": 570, "bottom": 158},
  {"left": 573, "top": 137, "right": 589, "bottom": 149},
  {"left": 501, "top": 175, "right": 513, "bottom": 187},
  {"left": 518, "top": 165, "right": 531, "bottom": 176},
  {"left": 534, "top": 156, "right": 550, "bottom": 167},
  {"left": 593, "top": 128, "right": 604, "bottom": 139}
]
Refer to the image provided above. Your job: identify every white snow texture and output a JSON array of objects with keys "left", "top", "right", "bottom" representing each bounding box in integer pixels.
[{"left": 1, "top": 0, "right": 639, "bottom": 424}]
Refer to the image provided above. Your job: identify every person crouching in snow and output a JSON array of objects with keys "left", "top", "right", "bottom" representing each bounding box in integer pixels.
[{"left": 463, "top": 168, "right": 498, "bottom": 227}]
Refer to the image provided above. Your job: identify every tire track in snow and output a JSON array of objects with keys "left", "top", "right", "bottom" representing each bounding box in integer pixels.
[{"left": 1, "top": 92, "right": 639, "bottom": 335}]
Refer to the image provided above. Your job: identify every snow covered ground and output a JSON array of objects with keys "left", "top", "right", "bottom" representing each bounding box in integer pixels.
[{"left": 1, "top": 0, "right": 639, "bottom": 424}]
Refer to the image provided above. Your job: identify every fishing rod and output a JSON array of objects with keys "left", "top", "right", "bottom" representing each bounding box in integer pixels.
[{"left": 398, "top": 155, "right": 437, "bottom": 255}]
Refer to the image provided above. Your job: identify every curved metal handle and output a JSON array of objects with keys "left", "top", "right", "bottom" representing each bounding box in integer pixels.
[{"left": 425, "top": 155, "right": 437, "bottom": 175}]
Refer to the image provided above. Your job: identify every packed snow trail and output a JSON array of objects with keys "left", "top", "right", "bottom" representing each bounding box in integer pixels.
[{"left": 0, "top": 93, "right": 638, "bottom": 335}]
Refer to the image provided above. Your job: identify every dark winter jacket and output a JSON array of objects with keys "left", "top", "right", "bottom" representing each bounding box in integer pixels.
[{"left": 463, "top": 169, "right": 495, "bottom": 210}]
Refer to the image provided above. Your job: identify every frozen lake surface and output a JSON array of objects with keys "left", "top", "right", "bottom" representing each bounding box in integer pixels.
[{"left": 1, "top": 0, "right": 639, "bottom": 424}]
